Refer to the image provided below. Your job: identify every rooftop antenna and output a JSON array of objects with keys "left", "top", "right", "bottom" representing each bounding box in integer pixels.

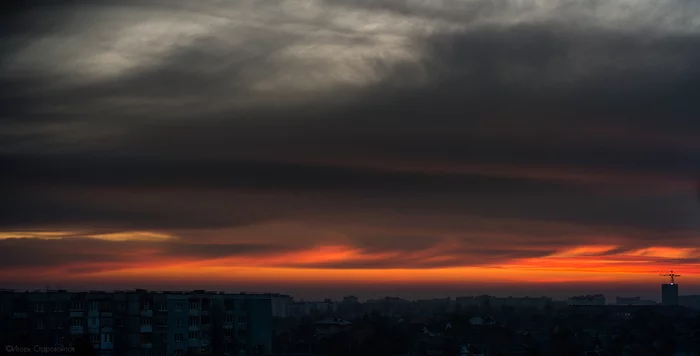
[{"left": 660, "top": 270, "right": 681, "bottom": 285}]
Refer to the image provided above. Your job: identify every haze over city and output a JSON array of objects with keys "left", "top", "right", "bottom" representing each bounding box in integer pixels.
[{"left": 2, "top": 0, "right": 700, "bottom": 302}]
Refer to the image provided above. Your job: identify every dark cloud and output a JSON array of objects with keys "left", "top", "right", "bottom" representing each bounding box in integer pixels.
[
  {"left": 0, "top": 237, "right": 294, "bottom": 269},
  {"left": 160, "top": 242, "right": 293, "bottom": 258},
  {"left": 1, "top": 0, "right": 700, "bottom": 277},
  {"left": 3, "top": 153, "right": 699, "bottom": 232},
  {"left": 0, "top": 238, "right": 142, "bottom": 269}
]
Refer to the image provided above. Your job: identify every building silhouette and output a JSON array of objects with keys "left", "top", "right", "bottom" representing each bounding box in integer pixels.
[
  {"left": 662, "top": 284, "right": 679, "bottom": 306},
  {"left": 0, "top": 289, "right": 272, "bottom": 356}
]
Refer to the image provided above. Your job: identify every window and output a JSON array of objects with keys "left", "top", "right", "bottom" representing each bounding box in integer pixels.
[
  {"left": 36, "top": 319, "right": 44, "bottom": 329},
  {"left": 158, "top": 303, "right": 167, "bottom": 311},
  {"left": 35, "top": 303, "right": 44, "bottom": 312},
  {"left": 189, "top": 301, "right": 199, "bottom": 310},
  {"left": 89, "top": 302, "right": 99, "bottom": 312},
  {"left": 224, "top": 329, "right": 233, "bottom": 337},
  {"left": 71, "top": 318, "right": 83, "bottom": 327},
  {"left": 141, "top": 317, "right": 151, "bottom": 325},
  {"left": 141, "top": 333, "right": 152, "bottom": 343},
  {"left": 160, "top": 350, "right": 167, "bottom": 356},
  {"left": 188, "top": 316, "right": 199, "bottom": 326},
  {"left": 101, "top": 318, "right": 112, "bottom": 327},
  {"left": 89, "top": 317, "right": 99, "bottom": 327},
  {"left": 55, "top": 336, "right": 63, "bottom": 346},
  {"left": 71, "top": 301, "right": 83, "bottom": 311},
  {"left": 224, "top": 315, "right": 233, "bottom": 323},
  {"left": 238, "top": 330, "right": 247, "bottom": 338},
  {"left": 174, "top": 333, "right": 184, "bottom": 342},
  {"left": 90, "top": 334, "right": 100, "bottom": 343},
  {"left": 177, "top": 318, "right": 183, "bottom": 327},
  {"left": 141, "top": 350, "right": 152, "bottom": 356},
  {"left": 174, "top": 351, "right": 182, "bottom": 356},
  {"left": 115, "top": 318, "right": 124, "bottom": 327},
  {"left": 142, "top": 302, "right": 150, "bottom": 310},
  {"left": 53, "top": 318, "right": 63, "bottom": 329},
  {"left": 158, "top": 318, "right": 167, "bottom": 328},
  {"left": 104, "top": 333, "right": 113, "bottom": 343},
  {"left": 54, "top": 302, "right": 64, "bottom": 312},
  {"left": 118, "top": 302, "right": 126, "bottom": 311},
  {"left": 175, "top": 303, "right": 183, "bottom": 311},
  {"left": 161, "top": 334, "right": 167, "bottom": 342},
  {"left": 188, "top": 331, "right": 199, "bottom": 340},
  {"left": 239, "top": 344, "right": 246, "bottom": 351},
  {"left": 238, "top": 316, "right": 247, "bottom": 323}
]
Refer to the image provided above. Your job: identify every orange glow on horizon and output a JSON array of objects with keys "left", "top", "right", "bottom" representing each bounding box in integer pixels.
[{"left": 2, "top": 236, "right": 700, "bottom": 287}]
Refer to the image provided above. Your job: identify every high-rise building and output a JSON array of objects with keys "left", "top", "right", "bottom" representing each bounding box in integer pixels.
[{"left": 662, "top": 284, "right": 679, "bottom": 305}]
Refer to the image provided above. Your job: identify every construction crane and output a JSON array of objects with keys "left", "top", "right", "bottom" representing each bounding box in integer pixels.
[{"left": 660, "top": 270, "right": 681, "bottom": 285}]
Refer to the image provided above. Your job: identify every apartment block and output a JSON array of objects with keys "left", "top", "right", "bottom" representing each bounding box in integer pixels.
[{"left": 0, "top": 289, "right": 272, "bottom": 356}]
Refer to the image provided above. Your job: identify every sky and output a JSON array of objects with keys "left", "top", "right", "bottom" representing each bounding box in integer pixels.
[{"left": 1, "top": 0, "right": 700, "bottom": 301}]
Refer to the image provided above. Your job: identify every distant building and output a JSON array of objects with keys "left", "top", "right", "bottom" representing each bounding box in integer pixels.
[
  {"left": 615, "top": 296, "right": 656, "bottom": 306},
  {"left": 342, "top": 296, "right": 358, "bottom": 304},
  {"left": 662, "top": 284, "right": 679, "bottom": 305},
  {"left": 313, "top": 317, "right": 351, "bottom": 338},
  {"left": 456, "top": 295, "right": 552, "bottom": 310},
  {"left": 567, "top": 294, "right": 605, "bottom": 306},
  {"left": 290, "top": 300, "right": 337, "bottom": 317},
  {"left": 678, "top": 295, "right": 700, "bottom": 310}
]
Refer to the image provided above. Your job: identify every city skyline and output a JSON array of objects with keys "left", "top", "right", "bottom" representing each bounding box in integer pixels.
[{"left": 2, "top": 0, "right": 700, "bottom": 298}]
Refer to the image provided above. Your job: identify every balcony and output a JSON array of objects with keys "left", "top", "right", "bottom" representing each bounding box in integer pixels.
[
  {"left": 69, "top": 311, "right": 84, "bottom": 318},
  {"left": 140, "top": 325, "right": 153, "bottom": 333},
  {"left": 188, "top": 325, "right": 200, "bottom": 331},
  {"left": 88, "top": 310, "right": 100, "bottom": 317},
  {"left": 12, "top": 312, "right": 27, "bottom": 318},
  {"left": 70, "top": 326, "right": 84, "bottom": 335},
  {"left": 140, "top": 310, "right": 153, "bottom": 317},
  {"left": 101, "top": 341, "right": 113, "bottom": 350}
]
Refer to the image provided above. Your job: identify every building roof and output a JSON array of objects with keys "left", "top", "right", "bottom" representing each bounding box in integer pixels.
[{"left": 314, "top": 317, "right": 351, "bottom": 326}]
